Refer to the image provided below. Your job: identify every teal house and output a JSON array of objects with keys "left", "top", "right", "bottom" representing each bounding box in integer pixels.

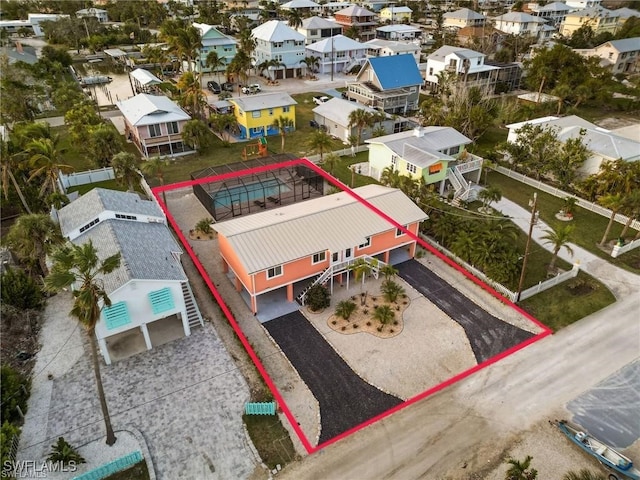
[{"left": 193, "top": 22, "right": 238, "bottom": 74}]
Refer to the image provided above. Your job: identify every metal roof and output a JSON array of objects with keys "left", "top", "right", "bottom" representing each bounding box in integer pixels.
[
  {"left": 130, "top": 68, "right": 162, "bottom": 86},
  {"left": 381, "top": 6, "right": 412, "bottom": 13},
  {"left": 335, "top": 5, "right": 376, "bottom": 16},
  {"left": 282, "top": 0, "right": 320, "bottom": 8},
  {"left": 231, "top": 92, "right": 297, "bottom": 112},
  {"left": 312, "top": 97, "right": 378, "bottom": 126},
  {"left": 58, "top": 188, "right": 164, "bottom": 236},
  {"left": 493, "top": 12, "right": 546, "bottom": 23},
  {"left": 376, "top": 24, "right": 422, "bottom": 33},
  {"left": 368, "top": 55, "right": 422, "bottom": 89},
  {"left": 213, "top": 184, "right": 428, "bottom": 274},
  {"left": 252, "top": 20, "right": 306, "bottom": 42},
  {"left": 443, "top": 8, "right": 485, "bottom": 20},
  {"left": 366, "top": 39, "right": 419, "bottom": 53},
  {"left": 75, "top": 220, "right": 185, "bottom": 295},
  {"left": 603, "top": 37, "right": 640, "bottom": 53},
  {"left": 302, "top": 16, "right": 340, "bottom": 29},
  {"left": 116, "top": 93, "right": 191, "bottom": 127},
  {"left": 306, "top": 34, "right": 367, "bottom": 53}
]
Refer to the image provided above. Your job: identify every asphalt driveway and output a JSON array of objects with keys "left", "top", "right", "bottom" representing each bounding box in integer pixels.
[
  {"left": 264, "top": 311, "right": 402, "bottom": 445},
  {"left": 396, "top": 260, "right": 534, "bottom": 363}
]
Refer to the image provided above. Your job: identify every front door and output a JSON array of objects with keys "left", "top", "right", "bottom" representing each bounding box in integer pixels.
[{"left": 331, "top": 248, "right": 354, "bottom": 265}]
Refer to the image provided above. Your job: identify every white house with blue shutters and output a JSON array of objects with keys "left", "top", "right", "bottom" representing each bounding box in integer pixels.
[{"left": 57, "top": 188, "right": 203, "bottom": 365}]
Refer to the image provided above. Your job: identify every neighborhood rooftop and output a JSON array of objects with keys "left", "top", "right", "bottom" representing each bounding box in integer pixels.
[
  {"left": 213, "top": 184, "right": 428, "bottom": 274},
  {"left": 252, "top": 20, "right": 305, "bottom": 42},
  {"left": 232, "top": 92, "right": 297, "bottom": 111},
  {"left": 312, "top": 97, "right": 378, "bottom": 126},
  {"left": 308, "top": 34, "right": 366, "bottom": 52},
  {"left": 116, "top": 93, "right": 190, "bottom": 127},
  {"left": 368, "top": 54, "right": 423, "bottom": 89}
]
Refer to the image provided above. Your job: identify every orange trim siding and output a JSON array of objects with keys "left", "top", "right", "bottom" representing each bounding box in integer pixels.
[{"left": 217, "top": 221, "right": 421, "bottom": 297}]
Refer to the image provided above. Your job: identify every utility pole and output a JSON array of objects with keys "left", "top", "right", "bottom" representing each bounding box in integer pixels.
[{"left": 517, "top": 192, "right": 538, "bottom": 302}]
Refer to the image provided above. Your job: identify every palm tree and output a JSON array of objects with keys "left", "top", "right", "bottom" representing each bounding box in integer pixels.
[
  {"left": 335, "top": 300, "right": 357, "bottom": 320},
  {"left": 111, "top": 152, "right": 139, "bottom": 192},
  {"left": 181, "top": 119, "right": 212, "bottom": 153},
  {"left": 287, "top": 9, "right": 303, "bottom": 30},
  {"left": 177, "top": 71, "right": 205, "bottom": 118},
  {"left": 505, "top": 456, "right": 537, "bottom": 480},
  {"left": 210, "top": 113, "right": 236, "bottom": 144},
  {"left": 27, "top": 137, "right": 73, "bottom": 198},
  {"left": 349, "top": 258, "right": 372, "bottom": 305},
  {"left": 321, "top": 152, "right": 340, "bottom": 175},
  {"left": 174, "top": 25, "right": 202, "bottom": 73},
  {"left": 380, "top": 166, "right": 402, "bottom": 188},
  {"left": 141, "top": 156, "right": 169, "bottom": 205},
  {"left": 205, "top": 50, "right": 226, "bottom": 84},
  {"left": 562, "top": 470, "right": 605, "bottom": 480},
  {"left": 0, "top": 138, "right": 32, "bottom": 214},
  {"left": 272, "top": 115, "right": 294, "bottom": 153},
  {"left": 620, "top": 190, "right": 640, "bottom": 238},
  {"left": 5, "top": 213, "right": 63, "bottom": 277},
  {"left": 381, "top": 279, "right": 404, "bottom": 303},
  {"left": 541, "top": 225, "right": 574, "bottom": 272},
  {"left": 380, "top": 264, "right": 398, "bottom": 280},
  {"left": 307, "top": 129, "right": 332, "bottom": 162},
  {"left": 478, "top": 185, "right": 502, "bottom": 211},
  {"left": 348, "top": 108, "right": 373, "bottom": 146},
  {"left": 373, "top": 304, "right": 394, "bottom": 325},
  {"left": 451, "top": 229, "right": 477, "bottom": 263},
  {"left": 47, "top": 192, "right": 69, "bottom": 210},
  {"left": 45, "top": 241, "right": 122, "bottom": 446},
  {"left": 302, "top": 55, "right": 320, "bottom": 76},
  {"left": 598, "top": 193, "right": 625, "bottom": 246}
]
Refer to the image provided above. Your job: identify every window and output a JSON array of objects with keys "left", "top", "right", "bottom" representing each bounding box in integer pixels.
[
  {"left": 283, "top": 106, "right": 290, "bottom": 113},
  {"left": 396, "top": 225, "right": 406, "bottom": 237},
  {"left": 167, "top": 121, "right": 179, "bottom": 134},
  {"left": 406, "top": 162, "right": 417, "bottom": 174},
  {"left": 252, "top": 110, "right": 262, "bottom": 118},
  {"left": 79, "top": 217, "right": 100, "bottom": 233},
  {"left": 115, "top": 214, "right": 138, "bottom": 220},
  {"left": 358, "top": 237, "right": 371, "bottom": 249},
  {"left": 267, "top": 265, "right": 283, "bottom": 279},
  {"left": 428, "top": 67, "right": 433, "bottom": 75},
  {"left": 391, "top": 155, "right": 397, "bottom": 166},
  {"left": 312, "top": 251, "right": 326, "bottom": 264},
  {"left": 428, "top": 163, "right": 442, "bottom": 174},
  {"left": 310, "top": 29, "right": 318, "bottom": 35},
  {"left": 148, "top": 124, "right": 162, "bottom": 137},
  {"left": 269, "top": 108, "right": 274, "bottom": 116},
  {"left": 332, "top": 252, "right": 339, "bottom": 262}
]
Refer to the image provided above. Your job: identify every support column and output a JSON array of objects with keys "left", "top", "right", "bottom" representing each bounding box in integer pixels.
[
  {"left": 408, "top": 242, "right": 416, "bottom": 258},
  {"left": 221, "top": 258, "right": 229, "bottom": 273},
  {"left": 235, "top": 276, "right": 242, "bottom": 292},
  {"left": 182, "top": 313, "right": 191, "bottom": 337},
  {"left": 384, "top": 250, "right": 390, "bottom": 263},
  {"left": 98, "top": 337, "right": 111, "bottom": 366},
  {"left": 251, "top": 295, "right": 257, "bottom": 315},
  {"left": 140, "top": 323, "right": 153, "bottom": 350},
  {"left": 287, "top": 283, "right": 294, "bottom": 302}
]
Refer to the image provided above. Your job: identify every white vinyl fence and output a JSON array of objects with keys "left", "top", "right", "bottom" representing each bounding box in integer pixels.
[
  {"left": 58, "top": 167, "right": 115, "bottom": 191},
  {"left": 419, "top": 234, "right": 580, "bottom": 302}
]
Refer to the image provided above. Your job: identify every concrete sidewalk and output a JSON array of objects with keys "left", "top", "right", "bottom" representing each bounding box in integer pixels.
[{"left": 493, "top": 198, "right": 640, "bottom": 299}]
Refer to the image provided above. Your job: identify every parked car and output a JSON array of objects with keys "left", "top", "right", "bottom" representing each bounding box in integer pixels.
[
  {"left": 222, "top": 82, "right": 235, "bottom": 92},
  {"left": 207, "top": 81, "right": 221, "bottom": 93},
  {"left": 313, "top": 95, "right": 330, "bottom": 105},
  {"left": 241, "top": 83, "right": 261, "bottom": 94}
]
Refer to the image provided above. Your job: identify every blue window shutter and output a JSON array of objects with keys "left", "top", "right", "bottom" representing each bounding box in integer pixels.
[
  {"left": 103, "top": 302, "right": 131, "bottom": 330},
  {"left": 148, "top": 287, "right": 175, "bottom": 315}
]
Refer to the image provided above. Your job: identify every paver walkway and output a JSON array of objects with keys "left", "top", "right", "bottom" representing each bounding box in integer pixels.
[
  {"left": 264, "top": 311, "right": 402, "bottom": 445},
  {"left": 396, "top": 260, "right": 534, "bottom": 363}
]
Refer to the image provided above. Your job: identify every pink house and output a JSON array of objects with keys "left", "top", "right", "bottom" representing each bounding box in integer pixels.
[
  {"left": 117, "top": 93, "right": 192, "bottom": 158},
  {"left": 213, "top": 184, "right": 428, "bottom": 314}
]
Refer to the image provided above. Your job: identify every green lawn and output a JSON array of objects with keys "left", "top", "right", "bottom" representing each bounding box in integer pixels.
[
  {"left": 103, "top": 461, "right": 150, "bottom": 480},
  {"left": 486, "top": 170, "right": 640, "bottom": 273}
]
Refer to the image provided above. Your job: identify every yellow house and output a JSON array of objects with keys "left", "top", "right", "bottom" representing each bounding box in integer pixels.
[
  {"left": 560, "top": 7, "right": 623, "bottom": 37},
  {"left": 379, "top": 6, "right": 412, "bottom": 23},
  {"left": 230, "top": 92, "right": 297, "bottom": 140}
]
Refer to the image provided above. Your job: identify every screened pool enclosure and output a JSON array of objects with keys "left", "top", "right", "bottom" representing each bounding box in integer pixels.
[{"left": 191, "top": 156, "right": 325, "bottom": 221}]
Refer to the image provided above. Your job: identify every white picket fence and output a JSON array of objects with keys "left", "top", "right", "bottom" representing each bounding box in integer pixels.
[
  {"left": 58, "top": 167, "right": 115, "bottom": 191},
  {"left": 419, "top": 234, "right": 580, "bottom": 302}
]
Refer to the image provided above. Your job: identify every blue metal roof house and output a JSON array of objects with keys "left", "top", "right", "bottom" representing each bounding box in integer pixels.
[{"left": 346, "top": 54, "right": 423, "bottom": 114}]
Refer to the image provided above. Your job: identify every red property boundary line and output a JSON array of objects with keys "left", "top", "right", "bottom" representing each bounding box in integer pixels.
[{"left": 152, "top": 158, "right": 552, "bottom": 454}]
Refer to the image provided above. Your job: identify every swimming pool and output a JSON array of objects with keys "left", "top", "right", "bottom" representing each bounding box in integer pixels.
[{"left": 212, "top": 178, "right": 290, "bottom": 207}]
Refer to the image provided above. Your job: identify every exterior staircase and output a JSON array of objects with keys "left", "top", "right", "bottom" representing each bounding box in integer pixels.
[
  {"left": 446, "top": 158, "right": 483, "bottom": 204},
  {"left": 181, "top": 281, "right": 204, "bottom": 329},
  {"left": 343, "top": 57, "right": 362, "bottom": 73},
  {"left": 296, "top": 255, "right": 386, "bottom": 306}
]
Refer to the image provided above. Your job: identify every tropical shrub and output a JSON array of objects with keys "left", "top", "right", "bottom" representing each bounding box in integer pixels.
[
  {"left": 305, "top": 284, "right": 330, "bottom": 312},
  {"left": 381, "top": 279, "right": 405, "bottom": 303},
  {"left": 1, "top": 267, "right": 44, "bottom": 310},
  {"left": 335, "top": 300, "right": 356, "bottom": 320},
  {"left": 1, "top": 421, "right": 20, "bottom": 475},
  {"left": 47, "top": 437, "right": 85, "bottom": 466},
  {"left": 195, "top": 218, "right": 213, "bottom": 234},
  {"left": 1, "top": 365, "right": 30, "bottom": 425},
  {"left": 373, "top": 305, "right": 394, "bottom": 325}
]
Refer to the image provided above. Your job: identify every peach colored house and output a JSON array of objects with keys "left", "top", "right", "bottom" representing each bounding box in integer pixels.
[
  {"left": 213, "top": 184, "right": 428, "bottom": 314},
  {"left": 117, "top": 93, "right": 192, "bottom": 158}
]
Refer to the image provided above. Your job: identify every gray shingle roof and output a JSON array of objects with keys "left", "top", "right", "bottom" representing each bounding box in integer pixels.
[
  {"left": 58, "top": 188, "right": 164, "bottom": 236},
  {"left": 213, "top": 185, "right": 428, "bottom": 274},
  {"left": 76, "top": 221, "right": 185, "bottom": 294}
]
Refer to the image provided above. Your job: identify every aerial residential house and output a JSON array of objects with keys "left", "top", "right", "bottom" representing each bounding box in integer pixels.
[
  {"left": 230, "top": 92, "right": 297, "bottom": 139},
  {"left": 379, "top": 6, "right": 412, "bottom": 24},
  {"left": 492, "top": 11, "right": 549, "bottom": 41},
  {"left": 576, "top": 37, "right": 640, "bottom": 74},
  {"left": 560, "top": 7, "right": 623, "bottom": 37},
  {"left": 76, "top": 8, "right": 109, "bottom": 22},
  {"left": 425, "top": 46, "right": 500, "bottom": 92},
  {"left": 455, "top": 25, "right": 504, "bottom": 50},
  {"left": 527, "top": 2, "right": 571, "bottom": 28},
  {"left": 334, "top": 5, "right": 378, "bottom": 41},
  {"left": 0, "top": 13, "right": 69, "bottom": 37},
  {"left": 360, "top": 0, "right": 392, "bottom": 13},
  {"left": 506, "top": 115, "right": 640, "bottom": 177},
  {"left": 365, "top": 39, "right": 421, "bottom": 64},
  {"left": 129, "top": 68, "right": 163, "bottom": 94},
  {"left": 565, "top": 0, "right": 601, "bottom": 8},
  {"left": 192, "top": 22, "right": 237, "bottom": 74},
  {"left": 281, "top": 0, "right": 320, "bottom": 14},
  {"left": 346, "top": 54, "right": 422, "bottom": 114},
  {"left": 57, "top": 188, "right": 203, "bottom": 365},
  {"left": 366, "top": 126, "right": 482, "bottom": 201},
  {"left": 312, "top": 98, "right": 409, "bottom": 142},
  {"left": 117, "top": 93, "right": 192, "bottom": 158},
  {"left": 376, "top": 24, "right": 422, "bottom": 41},
  {"left": 298, "top": 16, "right": 343, "bottom": 45},
  {"left": 320, "top": 1, "right": 356, "bottom": 15},
  {"left": 443, "top": 8, "right": 486, "bottom": 29},
  {"left": 213, "top": 184, "right": 429, "bottom": 315},
  {"left": 305, "top": 35, "right": 368, "bottom": 74},
  {"left": 252, "top": 20, "right": 306, "bottom": 79}
]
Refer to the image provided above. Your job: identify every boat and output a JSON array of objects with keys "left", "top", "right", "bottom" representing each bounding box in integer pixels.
[
  {"left": 554, "top": 420, "right": 640, "bottom": 480},
  {"left": 79, "top": 75, "right": 112, "bottom": 86}
]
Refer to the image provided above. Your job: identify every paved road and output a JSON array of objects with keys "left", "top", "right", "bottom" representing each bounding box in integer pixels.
[
  {"left": 277, "top": 293, "right": 640, "bottom": 479},
  {"left": 396, "top": 260, "right": 535, "bottom": 363},
  {"left": 264, "top": 311, "right": 402, "bottom": 445}
]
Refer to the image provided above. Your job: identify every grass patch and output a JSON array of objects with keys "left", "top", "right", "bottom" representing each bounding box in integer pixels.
[
  {"left": 320, "top": 151, "right": 379, "bottom": 189},
  {"left": 103, "top": 461, "right": 150, "bottom": 480},
  {"left": 66, "top": 179, "right": 123, "bottom": 195},
  {"left": 486, "top": 170, "right": 640, "bottom": 273},
  {"left": 520, "top": 271, "right": 616, "bottom": 331}
]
